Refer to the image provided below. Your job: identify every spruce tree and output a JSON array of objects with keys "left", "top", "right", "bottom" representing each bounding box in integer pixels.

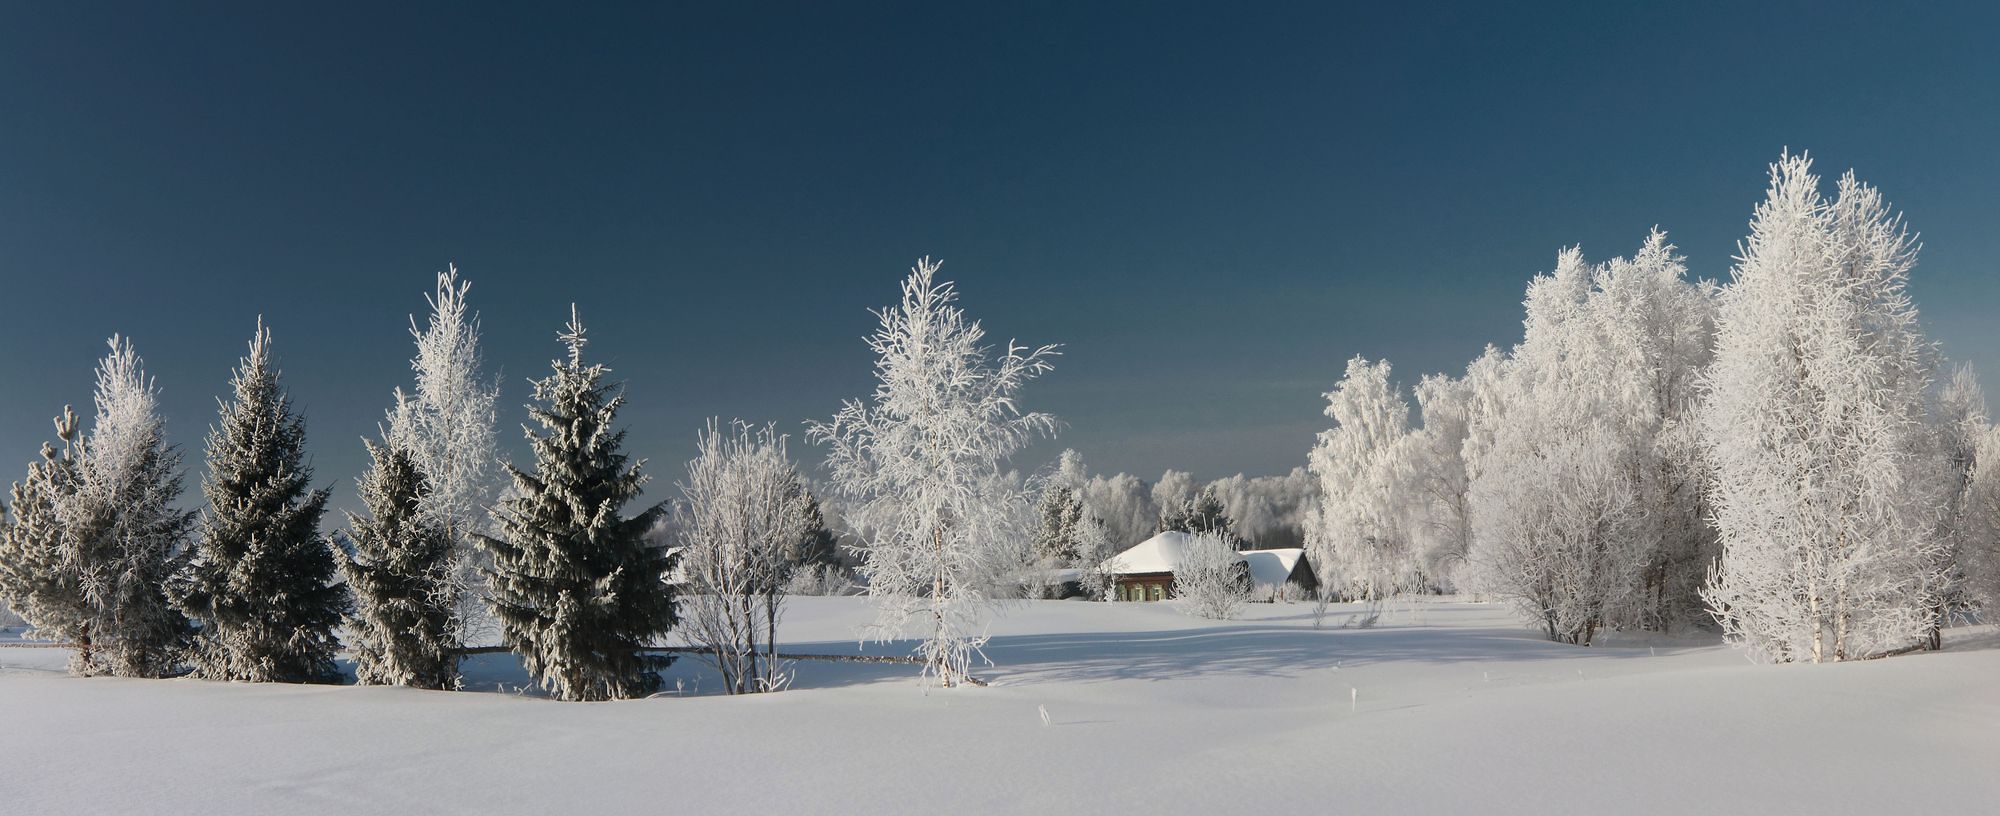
[
  {"left": 337, "top": 439, "right": 459, "bottom": 689},
  {"left": 1031, "top": 484, "right": 1086, "bottom": 566},
  {"left": 0, "top": 409, "right": 94, "bottom": 672},
  {"left": 176, "top": 321, "right": 346, "bottom": 683},
  {"left": 796, "top": 490, "right": 841, "bottom": 568},
  {"left": 1159, "top": 485, "right": 1241, "bottom": 547},
  {"left": 476, "top": 307, "right": 675, "bottom": 701}
]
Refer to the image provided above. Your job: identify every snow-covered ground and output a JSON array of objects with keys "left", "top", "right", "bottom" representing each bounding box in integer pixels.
[{"left": 2, "top": 597, "right": 1995, "bottom": 814}]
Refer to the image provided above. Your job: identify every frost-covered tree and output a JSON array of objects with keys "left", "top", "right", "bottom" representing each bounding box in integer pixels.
[
  {"left": 675, "top": 420, "right": 811, "bottom": 695},
  {"left": 795, "top": 490, "right": 842, "bottom": 568},
  {"left": 1079, "top": 471, "right": 1156, "bottom": 550},
  {"left": 0, "top": 410, "right": 92, "bottom": 670},
  {"left": 1464, "top": 232, "right": 1716, "bottom": 644},
  {"left": 1700, "top": 154, "right": 1949, "bottom": 663},
  {"left": 1151, "top": 470, "right": 1196, "bottom": 526},
  {"left": 177, "top": 322, "right": 346, "bottom": 684},
  {"left": 66, "top": 337, "right": 195, "bottom": 677},
  {"left": 1156, "top": 484, "right": 1241, "bottom": 546},
  {"left": 809, "top": 258, "right": 1059, "bottom": 687},
  {"left": 1306, "top": 356, "right": 1418, "bottom": 603},
  {"left": 1025, "top": 450, "right": 1125, "bottom": 598},
  {"left": 476, "top": 308, "right": 675, "bottom": 701},
  {"left": 385, "top": 266, "right": 500, "bottom": 644},
  {"left": 1173, "top": 532, "right": 1249, "bottom": 620},
  {"left": 1404, "top": 373, "right": 1476, "bottom": 588},
  {"left": 1928, "top": 364, "right": 1987, "bottom": 648},
  {"left": 337, "top": 439, "right": 459, "bottom": 689},
  {"left": 1960, "top": 422, "right": 2000, "bottom": 608},
  {"left": 1205, "top": 468, "right": 1314, "bottom": 550}
]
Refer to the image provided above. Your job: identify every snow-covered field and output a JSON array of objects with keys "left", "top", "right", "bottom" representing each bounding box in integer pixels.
[{"left": 2, "top": 597, "right": 1995, "bottom": 815}]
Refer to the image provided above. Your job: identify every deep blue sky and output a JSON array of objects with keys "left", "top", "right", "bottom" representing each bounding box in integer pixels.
[{"left": 3, "top": 2, "right": 1998, "bottom": 516}]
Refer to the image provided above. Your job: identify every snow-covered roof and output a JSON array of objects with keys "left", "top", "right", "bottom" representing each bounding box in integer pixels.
[
  {"left": 1104, "top": 530, "right": 1202, "bottom": 575},
  {"left": 1239, "top": 548, "right": 1306, "bottom": 588},
  {"left": 1104, "top": 533, "right": 1309, "bottom": 589}
]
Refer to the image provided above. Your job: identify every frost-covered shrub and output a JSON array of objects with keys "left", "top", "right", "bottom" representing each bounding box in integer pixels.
[
  {"left": 1174, "top": 533, "right": 1249, "bottom": 620},
  {"left": 785, "top": 563, "right": 858, "bottom": 597},
  {"left": 675, "top": 420, "right": 811, "bottom": 694}
]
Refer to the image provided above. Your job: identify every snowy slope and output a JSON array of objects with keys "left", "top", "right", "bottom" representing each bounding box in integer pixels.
[{"left": 2, "top": 598, "right": 1995, "bottom": 815}]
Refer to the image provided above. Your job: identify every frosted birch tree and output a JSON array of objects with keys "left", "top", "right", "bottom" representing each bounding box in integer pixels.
[
  {"left": 1404, "top": 373, "right": 1477, "bottom": 588},
  {"left": 66, "top": 337, "right": 195, "bottom": 676},
  {"left": 1700, "top": 153, "right": 1949, "bottom": 662},
  {"left": 387, "top": 266, "right": 500, "bottom": 644},
  {"left": 1079, "top": 472, "right": 1156, "bottom": 551},
  {"left": 674, "top": 420, "right": 811, "bottom": 695},
  {"left": 1306, "top": 356, "right": 1417, "bottom": 603},
  {"left": 808, "top": 258, "right": 1059, "bottom": 687}
]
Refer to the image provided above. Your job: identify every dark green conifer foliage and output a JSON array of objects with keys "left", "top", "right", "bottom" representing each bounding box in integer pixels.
[
  {"left": 476, "top": 308, "right": 675, "bottom": 701},
  {"left": 177, "top": 322, "right": 346, "bottom": 684},
  {"left": 339, "top": 439, "right": 460, "bottom": 689}
]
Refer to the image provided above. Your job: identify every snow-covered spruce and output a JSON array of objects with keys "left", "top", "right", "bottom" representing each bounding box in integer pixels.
[
  {"left": 385, "top": 266, "right": 501, "bottom": 646},
  {"left": 176, "top": 321, "right": 347, "bottom": 684},
  {"left": 809, "top": 257, "right": 1058, "bottom": 688},
  {"left": 1156, "top": 484, "right": 1240, "bottom": 547},
  {"left": 1699, "top": 153, "right": 1950, "bottom": 663},
  {"left": 674, "top": 420, "right": 810, "bottom": 694},
  {"left": 1032, "top": 450, "right": 1120, "bottom": 600},
  {"left": 337, "top": 439, "right": 459, "bottom": 690},
  {"left": 475, "top": 307, "right": 675, "bottom": 702},
  {"left": 65, "top": 337, "right": 196, "bottom": 677},
  {"left": 0, "top": 410, "right": 93, "bottom": 672}
]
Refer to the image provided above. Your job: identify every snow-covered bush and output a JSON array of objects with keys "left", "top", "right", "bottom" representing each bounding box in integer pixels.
[
  {"left": 674, "top": 420, "right": 811, "bottom": 695},
  {"left": 785, "top": 563, "right": 858, "bottom": 597},
  {"left": 1173, "top": 533, "right": 1249, "bottom": 620},
  {"left": 809, "top": 258, "right": 1059, "bottom": 687}
]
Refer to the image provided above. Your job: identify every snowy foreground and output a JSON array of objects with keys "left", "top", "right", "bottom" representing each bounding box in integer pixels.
[{"left": 3, "top": 598, "right": 1996, "bottom": 815}]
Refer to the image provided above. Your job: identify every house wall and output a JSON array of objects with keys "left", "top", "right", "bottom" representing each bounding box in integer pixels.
[{"left": 1114, "top": 573, "right": 1174, "bottom": 602}]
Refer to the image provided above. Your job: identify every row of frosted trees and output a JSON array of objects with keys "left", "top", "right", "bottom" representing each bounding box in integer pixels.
[
  {"left": 0, "top": 257, "right": 1062, "bottom": 695},
  {"left": 1306, "top": 153, "right": 2000, "bottom": 662}
]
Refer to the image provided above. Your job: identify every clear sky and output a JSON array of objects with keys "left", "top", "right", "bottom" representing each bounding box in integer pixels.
[{"left": 3, "top": 2, "right": 1997, "bottom": 516}]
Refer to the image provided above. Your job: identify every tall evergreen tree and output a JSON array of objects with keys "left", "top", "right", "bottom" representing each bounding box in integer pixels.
[
  {"left": 176, "top": 321, "right": 346, "bottom": 683},
  {"left": 795, "top": 490, "right": 841, "bottom": 568},
  {"left": 337, "top": 439, "right": 459, "bottom": 689},
  {"left": 0, "top": 409, "right": 93, "bottom": 672},
  {"left": 1160, "top": 485, "right": 1242, "bottom": 547},
  {"left": 68, "top": 336, "right": 195, "bottom": 677},
  {"left": 476, "top": 307, "right": 675, "bottom": 701}
]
